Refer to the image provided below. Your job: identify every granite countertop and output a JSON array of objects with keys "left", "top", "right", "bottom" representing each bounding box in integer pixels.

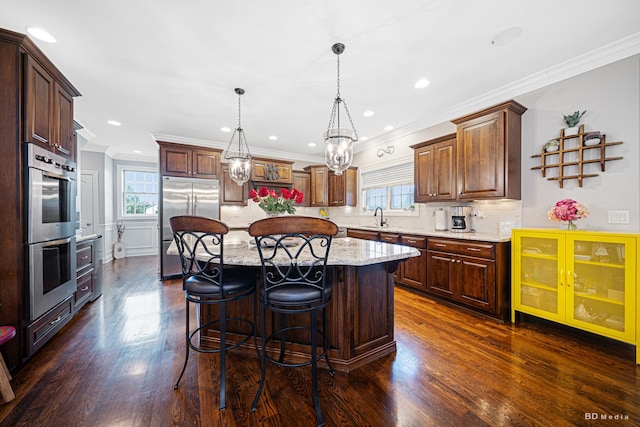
[
  {"left": 342, "top": 225, "right": 511, "bottom": 243},
  {"left": 168, "top": 235, "right": 420, "bottom": 267}
]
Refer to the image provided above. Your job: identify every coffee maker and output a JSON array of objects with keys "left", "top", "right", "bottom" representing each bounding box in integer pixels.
[{"left": 451, "top": 206, "right": 472, "bottom": 233}]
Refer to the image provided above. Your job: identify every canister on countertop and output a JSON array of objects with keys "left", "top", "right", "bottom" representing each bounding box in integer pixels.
[{"left": 435, "top": 209, "right": 448, "bottom": 231}]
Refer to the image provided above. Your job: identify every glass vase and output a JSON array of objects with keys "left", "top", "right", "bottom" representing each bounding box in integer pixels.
[{"left": 567, "top": 220, "right": 577, "bottom": 230}]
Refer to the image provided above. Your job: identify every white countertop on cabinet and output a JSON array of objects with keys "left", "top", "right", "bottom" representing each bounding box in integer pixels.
[{"left": 343, "top": 225, "right": 511, "bottom": 243}]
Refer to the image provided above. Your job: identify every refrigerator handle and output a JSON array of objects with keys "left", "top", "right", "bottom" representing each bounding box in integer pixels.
[
  {"left": 187, "top": 194, "right": 191, "bottom": 215},
  {"left": 194, "top": 195, "right": 198, "bottom": 216}
]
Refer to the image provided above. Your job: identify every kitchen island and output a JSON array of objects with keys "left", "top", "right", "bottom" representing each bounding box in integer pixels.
[{"left": 169, "top": 235, "right": 419, "bottom": 372}]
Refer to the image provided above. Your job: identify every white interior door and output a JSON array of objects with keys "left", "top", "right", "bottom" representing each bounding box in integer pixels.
[{"left": 80, "top": 171, "right": 98, "bottom": 236}]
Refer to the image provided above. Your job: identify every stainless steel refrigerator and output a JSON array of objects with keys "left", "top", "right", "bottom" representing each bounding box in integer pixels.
[{"left": 160, "top": 176, "right": 220, "bottom": 278}]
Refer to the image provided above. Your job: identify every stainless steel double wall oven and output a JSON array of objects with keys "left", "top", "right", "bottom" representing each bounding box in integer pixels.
[{"left": 24, "top": 143, "right": 77, "bottom": 321}]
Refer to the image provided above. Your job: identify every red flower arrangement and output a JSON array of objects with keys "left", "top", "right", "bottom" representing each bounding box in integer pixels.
[{"left": 248, "top": 186, "right": 304, "bottom": 215}]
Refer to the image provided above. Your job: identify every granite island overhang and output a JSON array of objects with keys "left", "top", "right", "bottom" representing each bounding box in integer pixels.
[{"left": 167, "top": 236, "right": 420, "bottom": 372}]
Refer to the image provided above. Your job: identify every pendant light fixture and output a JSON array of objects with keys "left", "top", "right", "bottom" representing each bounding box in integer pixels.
[
  {"left": 324, "top": 43, "right": 358, "bottom": 175},
  {"left": 224, "top": 88, "right": 252, "bottom": 185}
]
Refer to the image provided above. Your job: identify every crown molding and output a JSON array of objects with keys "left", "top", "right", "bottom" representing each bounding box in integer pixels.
[
  {"left": 151, "top": 132, "right": 324, "bottom": 164},
  {"left": 355, "top": 32, "right": 640, "bottom": 153}
]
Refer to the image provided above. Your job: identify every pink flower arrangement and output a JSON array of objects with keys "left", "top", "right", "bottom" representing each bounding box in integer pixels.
[
  {"left": 548, "top": 198, "right": 589, "bottom": 229},
  {"left": 248, "top": 186, "right": 304, "bottom": 215}
]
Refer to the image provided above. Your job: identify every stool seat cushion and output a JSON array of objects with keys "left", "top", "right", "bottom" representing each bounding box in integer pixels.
[
  {"left": 264, "top": 282, "right": 333, "bottom": 305},
  {"left": 185, "top": 268, "right": 255, "bottom": 297},
  {"left": 0, "top": 326, "right": 16, "bottom": 346}
]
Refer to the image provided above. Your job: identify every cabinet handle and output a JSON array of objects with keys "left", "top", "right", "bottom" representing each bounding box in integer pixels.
[
  {"left": 457, "top": 260, "right": 461, "bottom": 263},
  {"left": 466, "top": 247, "right": 481, "bottom": 252},
  {"left": 81, "top": 255, "right": 89, "bottom": 260},
  {"left": 450, "top": 259, "right": 455, "bottom": 263},
  {"left": 435, "top": 243, "right": 446, "bottom": 247},
  {"left": 559, "top": 269, "right": 564, "bottom": 286},
  {"left": 407, "top": 239, "right": 418, "bottom": 244},
  {"left": 49, "top": 316, "right": 62, "bottom": 326},
  {"left": 81, "top": 286, "right": 89, "bottom": 292}
]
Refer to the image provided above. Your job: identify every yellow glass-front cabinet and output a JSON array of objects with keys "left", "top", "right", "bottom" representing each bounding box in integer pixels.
[{"left": 512, "top": 229, "right": 637, "bottom": 362}]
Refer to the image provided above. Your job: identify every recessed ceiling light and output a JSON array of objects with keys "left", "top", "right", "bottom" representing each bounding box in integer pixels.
[
  {"left": 363, "top": 110, "right": 375, "bottom": 117},
  {"left": 384, "top": 125, "right": 394, "bottom": 131},
  {"left": 26, "top": 27, "right": 56, "bottom": 43},
  {"left": 308, "top": 142, "right": 316, "bottom": 147},
  {"left": 414, "top": 79, "right": 430, "bottom": 89},
  {"left": 107, "top": 120, "right": 121, "bottom": 126},
  {"left": 491, "top": 27, "right": 522, "bottom": 47},
  {"left": 133, "top": 150, "right": 142, "bottom": 154},
  {"left": 269, "top": 135, "right": 278, "bottom": 140},
  {"left": 221, "top": 126, "right": 231, "bottom": 132},
  {"left": 360, "top": 136, "right": 369, "bottom": 141}
]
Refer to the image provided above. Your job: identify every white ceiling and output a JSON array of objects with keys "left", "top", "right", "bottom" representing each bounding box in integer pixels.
[{"left": 2, "top": 1, "right": 639, "bottom": 163}]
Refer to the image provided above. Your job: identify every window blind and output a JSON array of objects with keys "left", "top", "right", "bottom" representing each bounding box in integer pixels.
[{"left": 361, "top": 162, "right": 414, "bottom": 188}]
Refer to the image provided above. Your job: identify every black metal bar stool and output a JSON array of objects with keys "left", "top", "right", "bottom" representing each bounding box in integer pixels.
[
  {"left": 170, "top": 215, "right": 257, "bottom": 410},
  {"left": 248, "top": 216, "right": 338, "bottom": 427}
]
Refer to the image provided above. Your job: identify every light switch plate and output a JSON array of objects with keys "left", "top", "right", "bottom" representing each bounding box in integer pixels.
[{"left": 608, "top": 210, "right": 630, "bottom": 224}]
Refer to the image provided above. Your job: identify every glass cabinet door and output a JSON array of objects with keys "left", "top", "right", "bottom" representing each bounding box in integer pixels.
[
  {"left": 566, "top": 235, "right": 636, "bottom": 342},
  {"left": 514, "top": 232, "right": 565, "bottom": 322}
]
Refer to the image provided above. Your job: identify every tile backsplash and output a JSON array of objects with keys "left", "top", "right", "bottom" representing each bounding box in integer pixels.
[{"left": 222, "top": 200, "right": 522, "bottom": 237}]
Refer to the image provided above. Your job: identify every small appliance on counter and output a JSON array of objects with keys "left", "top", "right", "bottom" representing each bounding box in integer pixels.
[
  {"left": 451, "top": 206, "right": 473, "bottom": 233},
  {"left": 435, "top": 208, "right": 448, "bottom": 231}
]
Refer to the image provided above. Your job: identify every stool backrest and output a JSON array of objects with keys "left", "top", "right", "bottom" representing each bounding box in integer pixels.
[
  {"left": 248, "top": 216, "right": 338, "bottom": 306},
  {"left": 170, "top": 215, "right": 228, "bottom": 291}
]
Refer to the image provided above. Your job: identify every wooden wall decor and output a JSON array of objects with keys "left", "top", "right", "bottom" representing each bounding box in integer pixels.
[{"left": 531, "top": 125, "right": 623, "bottom": 188}]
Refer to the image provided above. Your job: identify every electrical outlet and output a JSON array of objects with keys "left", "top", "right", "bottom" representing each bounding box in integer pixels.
[{"left": 608, "top": 210, "right": 630, "bottom": 224}]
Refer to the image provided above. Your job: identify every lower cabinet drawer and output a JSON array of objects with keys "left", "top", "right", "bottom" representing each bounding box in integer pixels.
[
  {"left": 75, "top": 269, "right": 94, "bottom": 310},
  {"left": 401, "top": 235, "right": 427, "bottom": 249},
  {"left": 428, "top": 238, "right": 495, "bottom": 258},
  {"left": 26, "top": 296, "right": 74, "bottom": 357}
]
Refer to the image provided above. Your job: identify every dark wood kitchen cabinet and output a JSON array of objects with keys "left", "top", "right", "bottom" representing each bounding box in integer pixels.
[
  {"left": 397, "top": 235, "right": 428, "bottom": 291},
  {"left": 74, "top": 240, "right": 95, "bottom": 312},
  {"left": 427, "top": 237, "right": 509, "bottom": 319},
  {"left": 24, "top": 53, "right": 79, "bottom": 161},
  {"left": 251, "top": 157, "right": 294, "bottom": 185},
  {"left": 347, "top": 229, "right": 427, "bottom": 291},
  {"left": 452, "top": 100, "right": 526, "bottom": 200},
  {"left": 158, "top": 141, "right": 222, "bottom": 179},
  {"left": 411, "top": 133, "right": 456, "bottom": 203},
  {"left": 305, "top": 165, "right": 357, "bottom": 207},
  {"left": 0, "top": 28, "right": 81, "bottom": 371},
  {"left": 221, "top": 163, "right": 249, "bottom": 205},
  {"left": 292, "top": 170, "right": 311, "bottom": 207}
]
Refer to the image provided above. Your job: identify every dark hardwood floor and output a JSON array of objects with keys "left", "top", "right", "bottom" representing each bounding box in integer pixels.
[{"left": 0, "top": 255, "right": 638, "bottom": 426}]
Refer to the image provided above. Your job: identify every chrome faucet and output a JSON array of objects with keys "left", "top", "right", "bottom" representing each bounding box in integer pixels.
[{"left": 374, "top": 207, "right": 387, "bottom": 227}]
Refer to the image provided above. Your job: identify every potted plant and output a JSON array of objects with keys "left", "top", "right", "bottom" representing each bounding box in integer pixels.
[
  {"left": 562, "top": 110, "right": 586, "bottom": 136},
  {"left": 544, "top": 139, "right": 560, "bottom": 152}
]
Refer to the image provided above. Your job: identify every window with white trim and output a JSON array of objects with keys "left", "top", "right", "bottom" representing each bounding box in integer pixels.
[
  {"left": 361, "top": 162, "right": 414, "bottom": 212},
  {"left": 122, "top": 169, "right": 159, "bottom": 216}
]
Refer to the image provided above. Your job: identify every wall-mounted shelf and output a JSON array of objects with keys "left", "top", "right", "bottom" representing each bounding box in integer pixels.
[{"left": 531, "top": 124, "right": 623, "bottom": 188}]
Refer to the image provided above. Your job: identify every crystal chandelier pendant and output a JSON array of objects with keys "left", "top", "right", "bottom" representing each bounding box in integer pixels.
[
  {"left": 324, "top": 43, "right": 358, "bottom": 175},
  {"left": 224, "top": 88, "right": 252, "bottom": 186}
]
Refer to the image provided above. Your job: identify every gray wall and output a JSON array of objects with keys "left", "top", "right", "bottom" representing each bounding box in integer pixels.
[
  {"left": 518, "top": 55, "right": 639, "bottom": 231},
  {"left": 341, "top": 54, "right": 639, "bottom": 233}
]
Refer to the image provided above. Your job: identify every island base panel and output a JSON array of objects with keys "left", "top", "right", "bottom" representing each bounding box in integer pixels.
[{"left": 199, "top": 263, "right": 397, "bottom": 372}]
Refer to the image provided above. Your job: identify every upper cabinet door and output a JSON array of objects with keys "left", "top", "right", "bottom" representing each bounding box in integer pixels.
[
  {"left": 308, "top": 166, "right": 329, "bottom": 207},
  {"left": 192, "top": 149, "right": 220, "bottom": 179},
  {"left": 54, "top": 83, "right": 75, "bottom": 160},
  {"left": 160, "top": 145, "right": 192, "bottom": 177},
  {"left": 453, "top": 100, "right": 526, "bottom": 201},
  {"left": 411, "top": 134, "right": 456, "bottom": 203},
  {"left": 24, "top": 55, "right": 54, "bottom": 147},
  {"left": 456, "top": 110, "right": 505, "bottom": 199}
]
